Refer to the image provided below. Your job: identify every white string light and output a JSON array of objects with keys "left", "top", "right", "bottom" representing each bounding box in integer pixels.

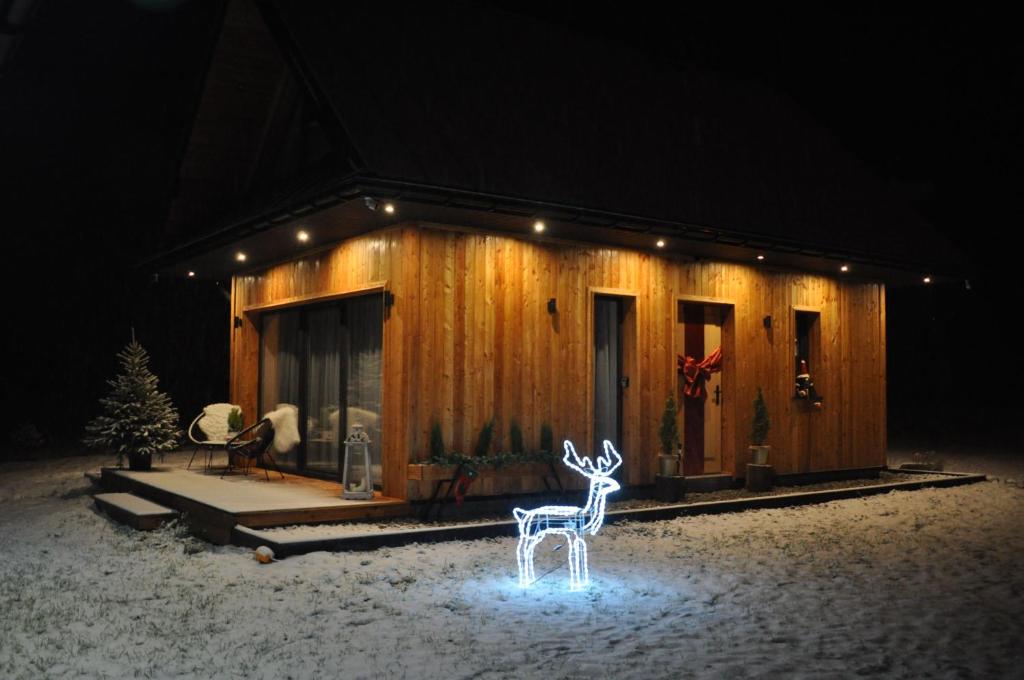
[{"left": 513, "top": 440, "right": 622, "bottom": 591}]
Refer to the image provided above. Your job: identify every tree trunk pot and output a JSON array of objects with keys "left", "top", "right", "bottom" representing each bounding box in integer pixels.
[
  {"left": 655, "top": 474, "right": 686, "bottom": 503},
  {"left": 128, "top": 452, "right": 152, "bottom": 471},
  {"left": 746, "top": 463, "right": 773, "bottom": 492}
]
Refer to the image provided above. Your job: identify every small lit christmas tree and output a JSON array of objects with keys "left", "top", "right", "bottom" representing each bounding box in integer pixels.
[
  {"left": 658, "top": 395, "right": 680, "bottom": 456},
  {"left": 84, "top": 338, "right": 181, "bottom": 468},
  {"left": 751, "top": 387, "right": 770, "bottom": 446}
]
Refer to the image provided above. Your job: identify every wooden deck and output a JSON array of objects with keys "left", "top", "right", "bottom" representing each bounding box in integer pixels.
[{"left": 99, "top": 465, "right": 409, "bottom": 544}]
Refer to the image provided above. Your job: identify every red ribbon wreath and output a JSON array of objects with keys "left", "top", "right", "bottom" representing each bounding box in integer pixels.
[{"left": 677, "top": 346, "right": 723, "bottom": 400}]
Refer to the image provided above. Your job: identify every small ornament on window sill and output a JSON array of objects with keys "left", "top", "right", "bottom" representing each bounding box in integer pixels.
[{"left": 795, "top": 359, "right": 823, "bottom": 407}]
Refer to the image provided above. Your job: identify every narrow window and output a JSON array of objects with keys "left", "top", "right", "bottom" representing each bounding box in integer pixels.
[{"left": 794, "top": 310, "right": 822, "bottom": 404}]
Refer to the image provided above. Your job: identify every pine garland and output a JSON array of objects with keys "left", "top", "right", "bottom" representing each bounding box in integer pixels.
[
  {"left": 426, "top": 420, "right": 557, "bottom": 470},
  {"left": 84, "top": 339, "right": 181, "bottom": 466},
  {"left": 427, "top": 449, "right": 559, "bottom": 470}
]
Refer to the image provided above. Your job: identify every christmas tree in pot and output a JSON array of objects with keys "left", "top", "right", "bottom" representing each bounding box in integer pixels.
[{"left": 84, "top": 337, "right": 180, "bottom": 470}]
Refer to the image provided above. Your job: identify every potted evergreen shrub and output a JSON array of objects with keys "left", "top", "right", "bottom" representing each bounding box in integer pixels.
[
  {"left": 227, "top": 407, "right": 243, "bottom": 437},
  {"left": 750, "top": 387, "right": 771, "bottom": 464},
  {"left": 658, "top": 395, "right": 681, "bottom": 476},
  {"left": 84, "top": 338, "right": 181, "bottom": 470},
  {"left": 539, "top": 423, "right": 554, "bottom": 460}
]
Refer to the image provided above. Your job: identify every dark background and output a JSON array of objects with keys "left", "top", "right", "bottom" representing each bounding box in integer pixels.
[{"left": 2, "top": 1, "right": 1021, "bottom": 458}]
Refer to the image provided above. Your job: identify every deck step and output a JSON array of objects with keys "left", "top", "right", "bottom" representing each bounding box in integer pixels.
[{"left": 95, "top": 492, "right": 178, "bottom": 531}]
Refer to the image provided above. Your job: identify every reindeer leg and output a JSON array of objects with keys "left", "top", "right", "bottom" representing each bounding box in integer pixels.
[
  {"left": 516, "top": 534, "right": 531, "bottom": 587},
  {"left": 566, "top": 534, "right": 580, "bottom": 590},
  {"left": 523, "top": 536, "right": 539, "bottom": 585},
  {"left": 572, "top": 536, "right": 589, "bottom": 590}
]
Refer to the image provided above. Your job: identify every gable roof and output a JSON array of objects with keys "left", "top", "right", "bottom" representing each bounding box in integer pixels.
[{"left": 155, "top": 0, "right": 961, "bottom": 279}]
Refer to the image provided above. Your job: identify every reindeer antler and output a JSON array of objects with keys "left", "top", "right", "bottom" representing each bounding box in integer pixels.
[
  {"left": 562, "top": 440, "right": 595, "bottom": 477},
  {"left": 598, "top": 440, "right": 623, "bottom": 475}
]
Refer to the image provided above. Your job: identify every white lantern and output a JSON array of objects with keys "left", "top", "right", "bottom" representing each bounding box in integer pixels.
[{"left": 342, "top": 424, "right": 374, "bottom": 500}]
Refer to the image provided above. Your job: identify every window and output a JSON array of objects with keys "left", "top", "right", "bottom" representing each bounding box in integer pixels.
[
  {"left": 259, "top": 294, "right": 383, "bottom": 483},
  {"left": 794, "top": 309, "right": 821, "bottom": 403}
]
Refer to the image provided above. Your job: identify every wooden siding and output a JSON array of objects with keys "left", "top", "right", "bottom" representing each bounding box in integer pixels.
[
  {"left": 230, "top": 229, "right": 410, "bottom": 499},
  {"left": 231, "top": 223, "right": 887, "bottom": 499}
]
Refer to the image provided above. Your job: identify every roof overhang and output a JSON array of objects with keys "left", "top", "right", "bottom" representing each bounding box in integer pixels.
[{"left": 145, "top": 177, "right": 950, "bottom": 287}]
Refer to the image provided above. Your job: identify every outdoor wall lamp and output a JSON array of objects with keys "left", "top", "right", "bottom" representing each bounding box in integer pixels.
[
  {"left": 547, "top": 298, "right": 557, "bottom": 314},
  {"left": 763, "top": 315, "right": 772, "bottom": 329}
]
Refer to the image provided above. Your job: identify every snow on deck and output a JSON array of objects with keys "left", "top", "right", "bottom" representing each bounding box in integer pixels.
[{"left": 111, "top": 466, "right": 384, "bottom": 513}]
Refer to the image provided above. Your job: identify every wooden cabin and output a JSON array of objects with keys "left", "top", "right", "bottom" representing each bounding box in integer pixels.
[{"left": 151, "top": 1, "right": 955, "bottom": 502}]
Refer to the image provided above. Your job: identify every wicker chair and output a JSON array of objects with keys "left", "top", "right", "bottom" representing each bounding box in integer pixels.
[
  {"left": 222, "top": 418, "right": 285, "bottom": 481},
  {"left": 187, "top": 403, "right": 241, "bottom": 471}
]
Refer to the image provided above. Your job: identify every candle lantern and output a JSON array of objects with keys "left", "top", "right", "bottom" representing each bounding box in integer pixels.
[{"left": 342, "top": 424, "right": 374, "bottom": 500}]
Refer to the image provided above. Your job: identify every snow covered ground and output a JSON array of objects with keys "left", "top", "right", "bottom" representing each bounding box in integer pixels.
[{"left": 1, "top": 451, "right": 1022, "bottom": 679}]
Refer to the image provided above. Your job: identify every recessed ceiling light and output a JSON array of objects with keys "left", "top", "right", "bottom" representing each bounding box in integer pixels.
[
  {"left": 383, "top": 202, "right": 395, "bottom": 214},
  {"left": 533, "top": 220, "right": 545, "bottom": 233},
  {"left": 756, "top": 254, "right": 765, "bottom": 261},
  {"left": 656, "top": 239, "right": 665, "bottom": 248},
  {"left": 187, "top": 271, "right": 195, "bottom": 278},
  {"left": 840, "top": 264, "right": 849, "bottom": 273},
  {"left": 236, "top": 252, "right": 247, "bottom": 262},
  {"left": 297, "top": 230, "right": 310, "bottom": 242},
  {"left": 923, "top": 276, "right": 932, "bottom": 284}
]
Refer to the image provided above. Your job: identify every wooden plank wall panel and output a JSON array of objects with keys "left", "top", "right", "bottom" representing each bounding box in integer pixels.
[
  {"left": 231, "top": 223, "right": 888, "bottom": 498},
  {"left": 230, "top": 228, "right": 409, "bottom": 499},
  {"left": 401, "top": 226, "right": 886, "bottom": 484}
]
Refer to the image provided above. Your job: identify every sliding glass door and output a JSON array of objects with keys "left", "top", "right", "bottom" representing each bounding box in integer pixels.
[
  {"left": 259, "top": 310, "right": 302, "bottom": 469},
  {"left": 305, "top": 305, "right": 343, "bottom": 473},
  {"left": 258, "top": 294, "right": 383, "bottom": 484},
  {"left": 344, "top": 295, "right": 383, "bottom": 483}
]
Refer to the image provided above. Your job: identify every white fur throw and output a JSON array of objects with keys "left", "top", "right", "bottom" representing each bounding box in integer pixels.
[
  {"left": 265, "top": 404, "right": 300, "bottom": 454},
  {"left": 199, "top": 403, "right": 240, "bottom": 442}
]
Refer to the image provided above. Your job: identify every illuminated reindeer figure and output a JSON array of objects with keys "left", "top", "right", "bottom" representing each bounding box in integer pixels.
[{"left": 513, "top": 440, "right": 622, "bottom": 590}]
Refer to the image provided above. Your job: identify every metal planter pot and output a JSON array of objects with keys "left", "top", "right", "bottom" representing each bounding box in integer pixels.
[
  {"left": 749, "top": 445, "right": 770, "bottom": 465},
  {"left": 658, "top": 454, "right": 680, "bottom": 477}
]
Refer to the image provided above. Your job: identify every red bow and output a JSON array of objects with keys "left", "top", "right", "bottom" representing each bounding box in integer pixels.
[
  {"left": 453, "top": 470, "right": 477, "bottom": 504},
  {"left": 678, "top": 346, "right": 723, "bottom": 400}
]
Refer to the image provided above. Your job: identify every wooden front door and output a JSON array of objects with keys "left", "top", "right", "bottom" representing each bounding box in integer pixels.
[{"left": 680, "top": 304, "right": 724, "bottom": 475}]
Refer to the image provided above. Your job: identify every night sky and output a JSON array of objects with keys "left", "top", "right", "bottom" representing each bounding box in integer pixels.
[{"left": 2, "top": 1, "right": 1022, "bottom": 453}]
